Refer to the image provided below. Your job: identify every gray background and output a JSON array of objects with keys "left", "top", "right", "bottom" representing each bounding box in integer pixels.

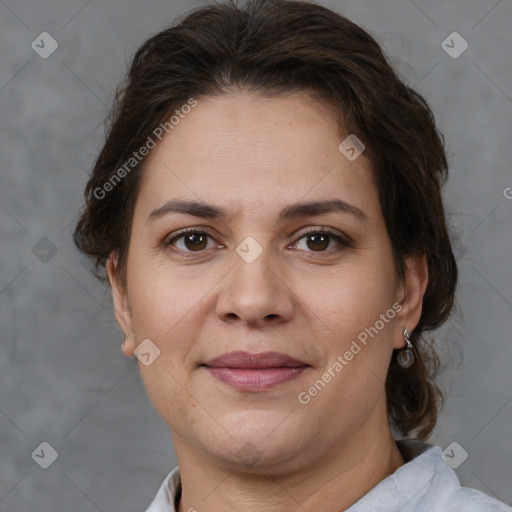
[{"left": 1, "top": 0, "right": 511, "bottom": 510}]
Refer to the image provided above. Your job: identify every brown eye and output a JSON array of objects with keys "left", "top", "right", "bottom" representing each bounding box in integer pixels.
[
  {"left": 294, "top": 230, "right": 351, "bottom": 253},
  {"left": 165, "top": 230, "right": 214, "bottom": 252},
  {"left": 305, "top": 233, "right": 330, "bottom": 251},
  {"left": 182, "top": 232, "right": 208, "bottom": 251}
]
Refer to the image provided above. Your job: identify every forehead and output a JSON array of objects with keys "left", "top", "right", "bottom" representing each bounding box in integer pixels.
[{"left": 134, "top": 92, "right": 379, "bottom": 224}]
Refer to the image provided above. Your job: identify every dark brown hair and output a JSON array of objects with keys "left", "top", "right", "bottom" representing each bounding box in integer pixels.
[{"left": 73, "top": 0, "right": 458, "bottom": 440}]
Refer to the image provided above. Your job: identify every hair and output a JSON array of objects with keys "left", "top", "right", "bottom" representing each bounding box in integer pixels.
[{"left": 72, "top": 0, "right": 458, "bottom": 441}]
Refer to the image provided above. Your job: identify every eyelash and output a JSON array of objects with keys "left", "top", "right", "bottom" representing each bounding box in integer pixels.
[{"left": 162, "top": 227, "right": 353, "bottom": 257}]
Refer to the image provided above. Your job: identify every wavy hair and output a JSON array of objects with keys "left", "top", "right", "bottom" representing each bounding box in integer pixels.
[{"left": 73, "top": 0, "right": 458, "bottom": 440}]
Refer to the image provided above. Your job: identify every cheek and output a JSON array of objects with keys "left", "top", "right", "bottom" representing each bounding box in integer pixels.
[
  {"left": 308, "top": 260, "right": 395, "bottom": 327},
  {"left": 126, "top": 249, "right": 192, "bottom": 335},
  {"left": 137, "top": 364, "right": 198, "bottom": 439},
  {"left": 129, "top": 274, "right": 200, "bottom": 417},
  {"left": 304, "top": 256, "right": 397, "bottom": 379}
]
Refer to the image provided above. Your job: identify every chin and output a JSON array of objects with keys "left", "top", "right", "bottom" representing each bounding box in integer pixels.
[{"left": 205, "top": 410, "right": 310, "bottom": 472}]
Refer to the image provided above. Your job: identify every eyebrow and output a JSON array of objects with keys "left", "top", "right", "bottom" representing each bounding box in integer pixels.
[{"left": 146, "top": 198, "right": 368, "bottom": 225}]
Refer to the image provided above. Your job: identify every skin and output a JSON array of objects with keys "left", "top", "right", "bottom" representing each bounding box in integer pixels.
[{"left": 107, "top": 91, "right": 428, "bottom": 512}]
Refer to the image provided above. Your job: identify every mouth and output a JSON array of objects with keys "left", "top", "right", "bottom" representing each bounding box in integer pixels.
[{"left": 200, "top": 351, "right": 311, "bottom": 391}]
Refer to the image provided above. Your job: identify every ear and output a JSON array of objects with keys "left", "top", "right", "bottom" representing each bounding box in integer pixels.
[
  {"left": 107, "top": 252, "right": 135, "bottom": 357},
  {"left": 393, "top": 253, "right": 429, "bottom": 349}
]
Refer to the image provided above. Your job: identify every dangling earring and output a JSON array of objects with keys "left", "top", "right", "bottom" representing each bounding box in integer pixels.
[
  {"left": 397, "top": 328, "right": 414, "bottom": 368},
  {"left": 121, "top": 332, "right": 131, "bottom": 351}
]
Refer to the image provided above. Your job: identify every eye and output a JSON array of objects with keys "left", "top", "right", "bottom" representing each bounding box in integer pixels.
[
  {"left": 292, "top": 228, "right": 352, "bottom": 253},
  {"left": 163, "top": 228, "right": 219, "bottom": 253},
  {"left": 162, "top": 227, "right": 352, "bottom": 256}
]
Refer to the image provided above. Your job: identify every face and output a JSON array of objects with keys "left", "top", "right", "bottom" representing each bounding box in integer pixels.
[{"left": 108, "top": 91, "right": 427, "bottom": 473}]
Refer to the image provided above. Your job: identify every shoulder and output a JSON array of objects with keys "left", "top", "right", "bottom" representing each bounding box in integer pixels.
[
  {"left": 394, "top": 440, "right": 512, "bottom": 512},
  {"left": 439, "top": 487, "right": 512, "bottom": 511},
  {"left": 144, "top": 467, "right": 180, "bottom": 512}
]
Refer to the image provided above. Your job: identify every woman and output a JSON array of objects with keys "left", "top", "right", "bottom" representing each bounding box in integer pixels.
[{"left": 72, "top": 0, "right": 511, "bottom": 510}]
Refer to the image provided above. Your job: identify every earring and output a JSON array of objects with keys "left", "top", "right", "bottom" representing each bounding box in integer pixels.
[
  {"left": 121, "top": 332, "right": 130, "bottom": 350},
  {"left": 397, "top": 328, "right": 414, "bottom": 368}
]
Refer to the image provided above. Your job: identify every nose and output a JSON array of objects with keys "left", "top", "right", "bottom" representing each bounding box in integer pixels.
[{"left": 215, "top": 243, "right": 295, "bottom": 329}]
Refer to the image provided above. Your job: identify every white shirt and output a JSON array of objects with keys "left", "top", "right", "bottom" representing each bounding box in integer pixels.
[{"left": 144, "top": 439, "right": 512, "bottom": 511}]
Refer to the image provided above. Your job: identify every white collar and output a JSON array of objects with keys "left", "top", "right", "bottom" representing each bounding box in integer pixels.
[{"left": 144, "top": 439, "right": 511, "bottom": 511}]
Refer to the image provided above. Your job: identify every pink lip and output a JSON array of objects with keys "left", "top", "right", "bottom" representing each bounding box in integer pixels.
[{"left": 202, "top": 351, "right": 310, "bottom": 391}]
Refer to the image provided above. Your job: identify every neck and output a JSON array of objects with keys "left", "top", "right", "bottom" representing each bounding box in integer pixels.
[{"left": 174, "top": 425, "right": 405, "bottom": 512}]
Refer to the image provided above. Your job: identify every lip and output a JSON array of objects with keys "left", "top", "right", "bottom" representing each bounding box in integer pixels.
[
  {"left": 203, "top": 351, "right": 307, "bottom": 369},
  {"left": 201, "top": 351, "right": 310, "bottom": 391}
]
